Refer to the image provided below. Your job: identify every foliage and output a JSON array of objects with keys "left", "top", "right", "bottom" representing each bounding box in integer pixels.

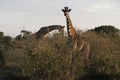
[
  {"left": 90, "top": 25, "right": 120, "bottom": 37},
  {"left": 3, "top": 36, "right": 12, "bottom": 44},
  {"left": 15, "top": 34, "right": 22, "bottom": 40},
  {"left": 82, "top": 29, "right": 120, "bottom": 80},
  {"left": 0, "top": 26, "right": 120, "bottom": 80},
  {"left": 0, "top": 32, "right": 4, "bottom": 43}
]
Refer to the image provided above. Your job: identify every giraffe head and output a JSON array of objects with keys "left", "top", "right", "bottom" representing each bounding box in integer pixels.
[
  {"left": 62, "top": 7, "right": 71, "bottom": 16},
  {"left": 58, "top": 25, "right": 64, "bottom": 32}
]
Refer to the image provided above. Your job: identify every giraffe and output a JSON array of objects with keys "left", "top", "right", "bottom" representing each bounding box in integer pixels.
[
  {"left": 62, "top": 7, "right": 90, "bottom": 80},
  {"left": 35, "top": 25, "right": 64, "bottom": 40},
  {"left": 23, "top": 25, "right": 64, "bottom": 42},
  {"left": 62, "top": 7, "right": 90, "bottom": 57},
  {"left": 25, "top": 25, "right": 65, "bottom": 56}
]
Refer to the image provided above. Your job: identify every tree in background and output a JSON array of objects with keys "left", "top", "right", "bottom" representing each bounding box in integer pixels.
[
  {"left": 3, "top": 36, "right": 12, "bottom": 45},
  {"left": 0, "top": 32, "right": 4, "bottom": 43},
  {"left": 91, "top": 25, "right": 120, "bottom": 36},
  {"left": 15, "top": 34, "right": 22, "bottom": 40},
  {"left": 0, "top": 45, "right": 5, "bottom": 66}
]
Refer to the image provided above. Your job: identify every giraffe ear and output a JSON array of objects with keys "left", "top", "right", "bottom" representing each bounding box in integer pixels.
[
  {"left": 69, "top": 9, "right": 71, "bottom": 12},
  {"left": 62, "top": 9, "right": 65, "bottom": 12}
]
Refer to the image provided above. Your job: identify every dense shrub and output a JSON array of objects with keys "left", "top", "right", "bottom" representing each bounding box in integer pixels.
[
  {"left": 0, "top": 26, "right": 120, "bottom": 80},
  {"left": 82, "top": 30, "right": 120, "bottom": 80}
]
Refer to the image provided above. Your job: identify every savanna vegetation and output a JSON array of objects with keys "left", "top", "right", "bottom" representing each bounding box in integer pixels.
[{"left": 0, "top": 25, "right": 120, "bottom": 80}]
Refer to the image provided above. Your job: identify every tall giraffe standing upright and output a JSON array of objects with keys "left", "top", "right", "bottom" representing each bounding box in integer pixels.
[
  {"left": 62, "top": 7, "right": 90, "bottom": 58},
  {"left": 62, "top": 7, "right": 90, "bottom": 80}
]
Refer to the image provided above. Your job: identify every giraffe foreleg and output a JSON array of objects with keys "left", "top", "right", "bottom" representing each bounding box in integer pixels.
[{"left": 78, "top": 42, "right": 84, "bottom": 51}]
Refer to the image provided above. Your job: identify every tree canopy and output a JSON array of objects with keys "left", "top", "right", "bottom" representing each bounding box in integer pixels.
[{"left": 90, "top": 25, "right": 120, "bottom": 36}]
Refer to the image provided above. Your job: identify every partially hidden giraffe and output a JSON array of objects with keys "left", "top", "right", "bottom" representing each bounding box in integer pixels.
[
  {"left": 21, "top": 25, "right": 64, "bottom": 42},
  {"left": 35, "top": 25, "right": 64, "bottom": 40},
  {"left": 62, "top": 7, "right": 90, "bottom": 79},
  {"left": 26, "top": 25, "right": 65, "bottom": 55}
]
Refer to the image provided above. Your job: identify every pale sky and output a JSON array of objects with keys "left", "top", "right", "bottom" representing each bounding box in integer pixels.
[{"left": 0, "top": 0, "right": 120, "bottom": 37}]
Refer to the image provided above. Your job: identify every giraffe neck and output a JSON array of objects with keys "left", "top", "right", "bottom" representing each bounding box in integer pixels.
[
  {"left": 65, "top": 14, "right": 76, "bottom": 38},
  {"left": 36, "top": 25, "right": 64, "bottom": 39}
]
